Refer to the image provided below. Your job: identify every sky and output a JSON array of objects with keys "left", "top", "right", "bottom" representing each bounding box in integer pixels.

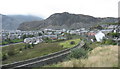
[{"left": 0, "top": 0, "right": 119, "bottom": 19}]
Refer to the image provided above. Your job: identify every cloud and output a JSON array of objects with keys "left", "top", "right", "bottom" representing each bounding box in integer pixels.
[{"left": 0, "top": 0, "right": 119, "bottom": 18}]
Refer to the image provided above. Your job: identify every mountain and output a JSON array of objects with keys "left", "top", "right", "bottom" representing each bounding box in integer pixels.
[
  {"left": 18, "top": 12, "right": 118, "bottom": 31},
  {"left": 8, "top": 15, "right": 42, "bottom": 23},
  {"left": 0, "top": 14, "right": 18, "bottom": 30},
  {"left": 1, "top": 14, "right": 42, "bottom": 30}
]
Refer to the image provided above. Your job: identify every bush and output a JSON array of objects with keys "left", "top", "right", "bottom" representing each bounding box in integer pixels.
[
  {"left": 83, "top": 43, "right": 93, "bottom": 50},
  {"left": 32, "top": 43, "right": 35, "bottom": 48},
  {"left": 43, "top": 37, "right": 52, "bottom": 43},
  {"left": 8, "top": 50, "right": 16, "bottom": 56},
  {"left": 2, "top": 54, "right": 8, "bottom": 61},
  {"left": 19, "top": 48, "right": 22, "bottom": 51},
  {"left": 24, "top": 45, "right": 27, "bottom": 49},
  {"left": 107, "top": 32, "right": 120, "bottom": 38},
  {"left": 7, "top": 46, "right": 16, "bottom": 56},
  {"left": 28, "top": 44, "right": 32, "bottom": 48},
  {"left": 102, "top": 39, "right": 117, "bottom": 45},
  {"left": 68, "top": 48, "right": 87, "bottom": 59},
  {"left": 70, "top": 41, "right": 75, "bottom": 45}
]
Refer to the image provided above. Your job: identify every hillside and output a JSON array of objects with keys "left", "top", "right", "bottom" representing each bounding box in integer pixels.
[
  {"left": 18, "top": 12, "right": 118, "bottom": 31},
  {"left": 1, "top": 14, "right": 42, "bottom": 30},
  {"left": 50, "top": 45, "right": 118, "bottom": 67},
  {"left": 8, "top": 15, "right": 42, "bottom": 23},
  {"left": 1, "top": 14, "right": 18, "bottom": 30}
]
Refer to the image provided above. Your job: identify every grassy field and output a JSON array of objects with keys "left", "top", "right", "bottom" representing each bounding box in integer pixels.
[
  {"left": 2, "top": 38, "right": 80, "bottom": 64},
  {"left": 2, "top": 42, "right": 64, "bottom": 64},
  {"left": 47, "top": 45, "right": 118, "bottom": 67},
  {"left": 1, "top": 39, "right": 23, "bottom": 45},
  {"left": 59, "top": 39, "right": 80, "bottom": 48},
  {"left": 2, "top": 43, "right": 26, "bottom": 54}
]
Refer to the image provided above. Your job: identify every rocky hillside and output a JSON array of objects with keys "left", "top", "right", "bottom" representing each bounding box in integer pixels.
[
  {"left": 0, "top": 14, "right": 42, "bottom": 30},
  {"left": 18, "top": 12, "right": 118, "bottom": 31}
]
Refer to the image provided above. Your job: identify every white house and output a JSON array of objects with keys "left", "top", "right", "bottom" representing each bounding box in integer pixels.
[
  {"left": 95, "top": 31, "right": 105, "bottom": 42},
  {"left": 24, "top": 36, "right": 43, "bottom": 44}
]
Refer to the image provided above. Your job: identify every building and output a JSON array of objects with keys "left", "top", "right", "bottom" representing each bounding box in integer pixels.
[{"left": 95, "top": 31, "right": 105, "bottom": 42}]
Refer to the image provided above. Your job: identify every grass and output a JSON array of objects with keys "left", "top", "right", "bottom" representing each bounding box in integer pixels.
[
  {"left": 2, "top": 42, "right": 64, "bottom": 64},
  {"left": 2, "top": 43, "right": 26, "bottom": 54},
  {"left": 1, "top": 39, "right": 23, "bottom": 45},
  {"left": 48, "top": 45, "right": 118, "bottom": 67},
  {"left": 59, "top": 39, "right": 80, "bottom": 48},
  {"left": 2, "top": 38, "right": 80, "bottom": 64},
  {"left": 10, "top": 39, "right": 23, "bottom": 43}
]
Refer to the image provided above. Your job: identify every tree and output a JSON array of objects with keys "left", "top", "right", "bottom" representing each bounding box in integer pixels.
[
  {"left": 19, "top": 48, "right": 22, "bottom": 51},
  {"left": 66, "top": 34, "right": 72, "bottom": 40},
  {"left": 31, "top": 43, "right": 35, "bottom": 48},
  {"left": 22, "top": 34, "right": 27, "bottom": 39},
  {"left": 95, "top": 25, "right": 103, "bottom": 30},
  {"left": 28, "top": 44, "right": 32, "bottom": 48},
  {"left": 107, "top": 32, "right": 120, "bottom": 38},
  {"left": 42, "top": 31, "right": 44, "bottom": 34},
  {"left": 38, "top": 33, "right": 42, "bottom": 36},
  {"left": 43, "top": 37, "right": 52, "bottom": 43},
  {"left": 70, "top": 41, "right": 75, "bottom": 45}
]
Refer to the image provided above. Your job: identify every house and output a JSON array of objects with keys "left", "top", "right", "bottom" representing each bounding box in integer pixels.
[
  {"left": 24, "top": 38, "right": 32, "bottom": 44},
  {"left": 87, "top": 31, "right": 96, "bottom": 42},
  {"left": 95, "top": 31, "right": 105, "bottom": 42},
  {"left": 34, "top": 39, "right": 43, "bottom": 44},
  {"left": 107, "top": 25, "right": 117, "bottom": 29},
  {"left": 101, "top": 29, "right": 113, "bottom": 34},
  {"left": 24, "top": 37, "right": 43, "bottom": 44}
]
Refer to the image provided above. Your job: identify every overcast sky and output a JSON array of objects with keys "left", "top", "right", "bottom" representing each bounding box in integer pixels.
[{"left": 0, "top": 0, "right": 119, "bottom": 18}]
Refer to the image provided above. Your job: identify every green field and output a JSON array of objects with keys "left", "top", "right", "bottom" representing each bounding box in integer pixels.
[
  {"left": 2, "top": 43, "right": 26, "bottom": 54},
  {"left": 1, "top": 39, "right": 23, "bottom": 45},
  {"left": 2, "top": 38, "right": 80, "bottom": 64},
  {"left": 2, "top": 42, "right": 64, "bottom": 64},
  {"left": 59, "top": 39, "right": 80, "bottom": 48}
]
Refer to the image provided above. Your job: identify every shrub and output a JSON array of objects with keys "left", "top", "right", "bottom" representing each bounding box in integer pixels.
[
  {"left": 2, "top": 54, "right": 8, "bottom": 61},
  {"left": 32, "top": 43, "right": 35, "bottom": 48},
  {"left": 24, "top": 45, "right": 27, "bottom": 49},
  {"left": 19, "top": 48, "right": 22, "bottom": 51},
  {"left": 107, "top": 32, "right": 120, "bottom": 38},
  {"left": 8, "top": 50, "right": 16, "bottom": 56},
  {"left": 43, "top": 37, "right": 52, "bottom": 43},
  {"left": 68, "top": 48, "right": 87, "bottom": 59},
  {"left": 7, "top": 46, "right": 16, "bottom": 56},
  {"left": 83, "top": 43, "right": 93, "bottom": 51},
  {"left": 102, "top": 39, "right": 117, "bottom": 45},
  {"left": 38, "top": 33, "right": 42, "bottom": 36},
  {"left": 28, "top": 44, "right": 32, "bottom": 48},
  {"left": 70, "top": 41, "right": 75, "bottom": 45}
]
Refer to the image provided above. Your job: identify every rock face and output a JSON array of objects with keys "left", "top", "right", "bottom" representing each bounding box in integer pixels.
[
  {"left": 0, "top": 14, "right": 42, "bottom": 30},
  {"left": 18, "top": 12, "right": 118, "bottom": 31}
]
